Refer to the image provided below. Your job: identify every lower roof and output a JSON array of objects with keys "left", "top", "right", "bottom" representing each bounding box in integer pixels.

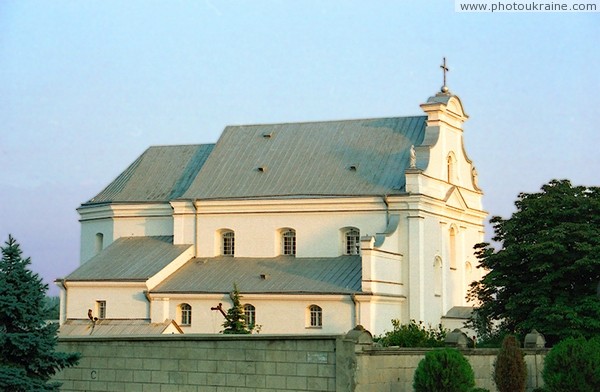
[
  {"left": 151, "top": 255, "right": 362, "bottom": 295},
  {"left": 65, "top": 236, "right": 192, "bottom": 281},
  {"left": 59, "top": 319, "right": 182, "bottom": 336}
]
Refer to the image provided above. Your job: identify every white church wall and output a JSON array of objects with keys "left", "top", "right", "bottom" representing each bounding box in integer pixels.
[
  {"left": 80, "top": 218, "right": 114, "bottom": 263},
  {"left": 78, "top": 203, "right": 174, "bottom": 263},
  {"left": 195, "top": 198, "right": 389, "bottom": 258},
  {"left": 66, "top": 282, "right": 148, "bottom": 320},
  {"left": 154, "top": 294, "right": 355, "bottom": 335}
]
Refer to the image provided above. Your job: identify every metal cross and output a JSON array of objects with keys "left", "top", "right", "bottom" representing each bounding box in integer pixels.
[{"left": 440, "top": 57, "right": 449, "bottom": 92}]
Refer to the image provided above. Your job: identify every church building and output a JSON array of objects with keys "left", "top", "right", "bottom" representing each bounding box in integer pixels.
[{"left": 57, "top": 84, "right": 486, "bottom": 336}]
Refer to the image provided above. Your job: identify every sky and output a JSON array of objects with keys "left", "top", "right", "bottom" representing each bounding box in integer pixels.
[{"left": 1, "top": 1, "right": 599, "bottom": 296}]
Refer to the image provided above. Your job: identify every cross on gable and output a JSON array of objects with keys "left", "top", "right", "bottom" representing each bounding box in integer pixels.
[{"left": 440, "top": 57, "right": 449, "bottom": 93}]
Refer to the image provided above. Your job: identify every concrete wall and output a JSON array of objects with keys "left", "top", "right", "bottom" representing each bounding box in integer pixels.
[
  {"left": 55, "top": 334, "right": 353, "bottom": 392},
  {"left": 55, "top": 333, "right": 547, "bottom": 392},
  {"left": 355, "top": 347, "right": 547, "bottom": 392}
]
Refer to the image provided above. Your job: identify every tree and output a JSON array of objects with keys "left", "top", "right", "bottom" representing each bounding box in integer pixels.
[
  {"left": 467, "top": 180, "right": 600, "bottom": 345},
  {"left": 376, "top": 319, "right": 447, "bottom": 348},
  {"left": 0, "top": 235, "right": 79, "bottom": 391},
  {"left": 494, "top": 335, "right": 527, "bottom": 392},
  {"left": 413, "top": 348, "right": 475, "bottom": 392},
  {"left": 222, "top": 283, "right": 252, "bottom": 334}
]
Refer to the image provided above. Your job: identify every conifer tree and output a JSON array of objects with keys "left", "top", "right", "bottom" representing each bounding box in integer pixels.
[
  {"left": 222, "top": 283, "right": 251, "bottom": 334},
  {"left": 494, "top": 335, "right": 527, "bottom": 392},
  {"left": 0, "top": 235, "right": 79, "bottom": 391}
]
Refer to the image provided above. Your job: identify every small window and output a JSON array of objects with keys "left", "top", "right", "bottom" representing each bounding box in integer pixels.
[
  {"left": 345, "top": 228, "right": 360, "bottom": 255},
  {"left": 243, "top": 304, "right": 256, "bottom": 327},
  {"left": 309, "top": 305, "right": 322, "bottom": 328},
  {"left": 96, "top": 300, "right": 106, "bottom": 319},
  {"left": 222, "top": 231, "right": 235, "bottom": 256},
  {"left": 447, "top": 153, "right": 456, "bottom": 183},
  {"left": 180, "top": 303, "right": 192, "bottom": 326},
  {"left": 282, "top": 229, "right": 296, "bottom": 256},
  {"left": 95, "top": 233, "right": 104, "bottom": 254},
  {"left": 449, "top": 226, "right": 457, "bottom": 270},
  {"left": 434, "top": 257, "right": 443, "bottom": 297}
]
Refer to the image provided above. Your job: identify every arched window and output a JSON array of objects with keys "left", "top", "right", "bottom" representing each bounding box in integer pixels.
[
  {"left": 222, "top": 231, "right": 235, "bottom": 256},
  {"left": 447, "top": 153, "right": 456, "bottom": 183},
  {"left": 179, "top": 303, "right": 192, "bottom": 326},
  {"left": 243, "top": 304, "right": 256, "bottom": 327},
  {"left": 95, "top": 233, "right": 104, "bottom": 254},
  {"left": 308, "top": 305, "right": 322, "bottom": 327},
  {"left": 282, "top": 229, "right": 296, "bottom": 256},
  {"left": 465, "top": 261, "right": 473, "bottom": 283},
  {"left": 449, "top": 226, "right": 457, "bottom": 270},
  {"left": 344, "top": 228, "right": 360, "bottom": 255},
  {"left": 434, "top": 257, "right": 443, "bottom": 296}
]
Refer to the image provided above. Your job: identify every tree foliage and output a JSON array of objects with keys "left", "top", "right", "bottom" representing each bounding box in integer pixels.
[
  {"left": 467, "top": 180, "right": 600, "bottom": 345},
  {"left": 542, "top": 336, "right": 600, "bottom": 392},
  {"left": 0, "top": 235, "right": 80, "bottom": 391},
  {"left": 413, "top": 348, "right": 475, "bottom": 392},
  {"left": 376, "top": 319, "right": 447, "bottom": 347},
  {"left": 222, "top": 284, "right": 252, "bottom": 334},
  {"left": 494, "top": 335, "right": 527, "bottom": 392}
]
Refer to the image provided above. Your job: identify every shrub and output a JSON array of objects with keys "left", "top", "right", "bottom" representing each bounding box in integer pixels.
[
  {"left": 376, "top": 319, "right": 447, "bottom": 347},
  {"left": 470, "top": 388, "right": 490, "bottom": 392},
  {"left": 413, "top": 348, "right": 475, "bottom": 392},
  {"left": 542, "top": 336, "right": 600, "bottom": 392},
  {"left": 494, "top": 335, "right": 527, "bottom": 392}
]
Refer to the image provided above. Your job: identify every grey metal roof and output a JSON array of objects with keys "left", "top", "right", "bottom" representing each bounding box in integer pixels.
[
  {"left": 182, "top": 116, "right": 426, "bottom": 199},
  {"left": 85, "top": 144, "right": 214, "bottom": 205},
  {"left": 59, "top": 319, "right": 182, "bottom": 336},
  {"left": 443, "top": 306, "right": 476, "bottom": 319},
  {"left": 66, "top": 236, "right": 192, "bottom": 281},
  {"left": 151, "top": 255, "right": 362, "bottom": 295}
]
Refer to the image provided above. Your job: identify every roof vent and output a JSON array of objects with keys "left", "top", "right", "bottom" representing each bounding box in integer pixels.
[
  {"left": 257, "top": 166, "right": 267, "bottom": 172},
  {"left": 260, "top": 273, "right": 270, "bottom": 280},
  {"left": 262, "top": 132, "right": 273, "bottom": 138},
  {"left": 348, "top": 164, "right": 358, "bottom": 171}
]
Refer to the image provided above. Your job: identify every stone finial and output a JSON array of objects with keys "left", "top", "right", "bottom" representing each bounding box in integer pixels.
[
  {"left": 410, "top": 145, "right": 417, "bottom": 168},
  {"left": 445, "top": 328, "right": 469, "bottom": 348},
  {"left": 524, "top": 329, "right": 546, "bottom": 348},
  {"left": 345, "top": 325, "right": 373, "bottom": 351}
]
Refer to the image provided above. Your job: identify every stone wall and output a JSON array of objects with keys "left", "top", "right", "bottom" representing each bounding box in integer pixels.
[
  {"left": 56, "top": 334, "right": 354, "bottom": 392},
  {"left": 55, "top": 332, "right": 548, "bottom": 391},
  {"left": 354, "top": 347, "right": 547, "bottom": 392}
]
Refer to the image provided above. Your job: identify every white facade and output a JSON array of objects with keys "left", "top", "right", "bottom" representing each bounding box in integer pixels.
[{"left": 59, "top": 91, "right": 486, "bottom": 336}]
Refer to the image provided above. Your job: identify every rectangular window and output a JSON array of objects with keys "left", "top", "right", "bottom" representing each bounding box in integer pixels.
[
  {"left": 96, "top": 300, "right": 106, "bottom": 319},
  {"left": 309, "top": 305, "right": 322, "bottom": 327},
  {"left": 223, "top": 231, "right": 235, "bottom": 256}
]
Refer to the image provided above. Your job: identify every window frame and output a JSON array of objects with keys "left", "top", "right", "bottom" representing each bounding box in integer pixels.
[
  {"left": 243, "top": 303, "right": 256, "bottom": 328},
  {"left": 180, "top": 303, "right": 192, "bottom": 326},
  {"left": 308, "top": 304, "right": 322, "bottom": 328},
  {"left": 222, "top": 230, "right": 235, "bottom": 256},
  {"left": 344, "top": 228, "right": 361, "bottom": 255},
  {"left": 96, "top": 300, "right": 106, "bottom": 319},
  {"left": 282, "top": 229, "right": 296, "bottom": 256}
]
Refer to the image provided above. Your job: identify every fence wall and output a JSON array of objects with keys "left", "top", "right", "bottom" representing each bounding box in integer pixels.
[{"left": 55, "top": 333, "right": 547, "bottom": 391}]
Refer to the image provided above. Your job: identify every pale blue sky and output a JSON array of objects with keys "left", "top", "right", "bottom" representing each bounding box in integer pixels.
[{"left": 1, "top": 1, "right": 598, "bottom": 295}]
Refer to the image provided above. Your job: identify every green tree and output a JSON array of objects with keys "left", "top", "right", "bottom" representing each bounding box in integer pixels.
[
  {"left": 376, "top": 319, "right": 447, "bottom": 347},
  {"left": 0, "top": 235, "right": 80, "bottom": 391},
  {"left": 467, "top": 180, "right": 600, "bottom": 345},
  {"left": 542, "top": 336, "right": 600, "bottom": 391},
  {"left": 494, "top": 335, "right": 527, "bottom": 392},
  {"left": 222, "top": 283, "right": 252, "bottom": 334},
  {"left": 413, "top": 348, "right": 475, "bottom": 392}
]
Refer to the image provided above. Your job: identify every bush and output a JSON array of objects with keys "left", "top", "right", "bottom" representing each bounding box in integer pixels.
[
  {"left": 543, "top": 336, "right": 600, "bottom": 392},
  {"left": 470, "top": 388, "right": 490, "bottom": 392},
  {"left": 413, "top": 348, "right": 475, "bottom": 392},
  {"left": 376, "top": 319, "right": 447, "bottom": 347},
  {"left": 494, "top": 335, "right": 527, "bottom": 392}
]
